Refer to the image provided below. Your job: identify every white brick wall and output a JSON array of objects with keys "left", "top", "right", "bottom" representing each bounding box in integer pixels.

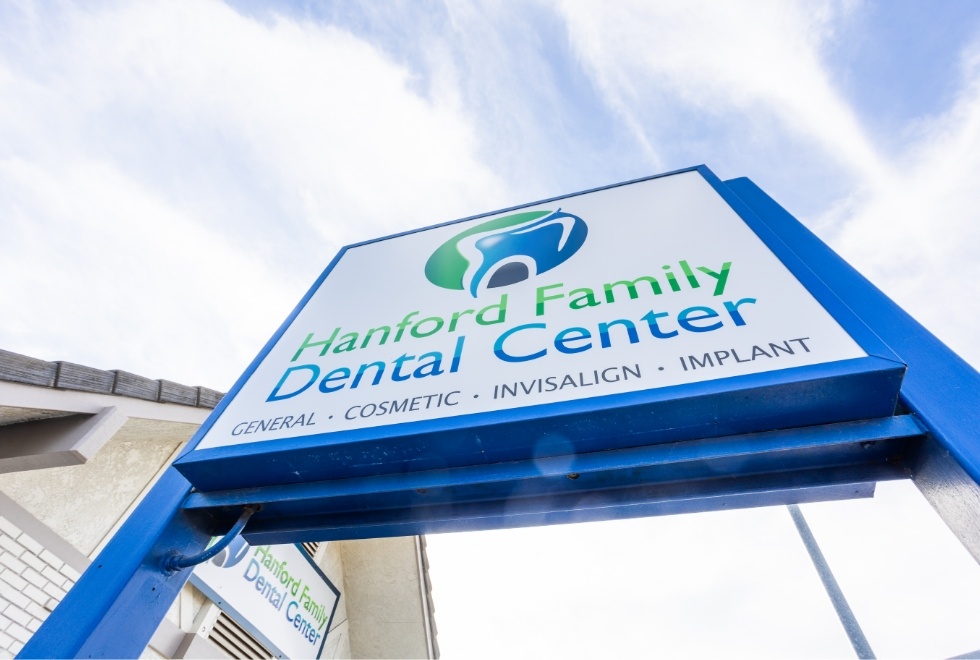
[{"left": 0, "top": 516, "right": 80, "bottom": 658}]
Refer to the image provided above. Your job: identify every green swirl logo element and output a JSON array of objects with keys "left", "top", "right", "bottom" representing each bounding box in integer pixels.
[{"left": 425, "top": 209, "right": 588, "bottom": 297}]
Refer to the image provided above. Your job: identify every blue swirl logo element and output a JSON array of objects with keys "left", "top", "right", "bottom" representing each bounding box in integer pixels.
[{"left": 425, "top": 208, "right": 588, "bottom": 297}]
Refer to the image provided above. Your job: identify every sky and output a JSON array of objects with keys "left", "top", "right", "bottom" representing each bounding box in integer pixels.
[{"left": 1, "top": 0, "right": 980, "bottom": 657}]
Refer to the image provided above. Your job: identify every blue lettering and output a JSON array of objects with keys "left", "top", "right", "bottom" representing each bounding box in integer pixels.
[
  {"left": 494, "top": 323, "right": 547, "bottom": 363},
  {"left": 724, "top": 298, "right": 756, "bottom": 326},
  {"left": 597, "top": 319, "right": 638, "bottom": 348},
  {"left": 678, "top": 306, "right": 723, "bottom": 333},
  {"left": 554, "top": 327, "right": 591, "bottom": 354},
  {"left": 450, "top": 335, "right": 464, "bottom": 372},
  {"left": 318, "top": 367, "right": 351, "bottom": 393},
  {"left": 267, "top": 365, "right": 320, "bottom": 402}
]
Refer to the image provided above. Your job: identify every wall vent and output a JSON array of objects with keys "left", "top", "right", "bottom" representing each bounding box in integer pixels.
[{"left": 208, "top": 611, "right": 273, "bottom": 659}]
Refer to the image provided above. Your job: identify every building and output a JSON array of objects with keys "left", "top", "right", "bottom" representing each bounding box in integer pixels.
[{"left": 0, "top": 349, "right": 438, "bottom": 658}]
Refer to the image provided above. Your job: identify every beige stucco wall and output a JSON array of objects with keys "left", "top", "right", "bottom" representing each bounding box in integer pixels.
[
  {"left": 339, "top": 537, "right": 431, "bottom": 659},
  {"left": 316, "top": 542, "right": 352, "bottom": 659},
  {"left": 0, "top": 417, "right": 195, "bottom": 556}
]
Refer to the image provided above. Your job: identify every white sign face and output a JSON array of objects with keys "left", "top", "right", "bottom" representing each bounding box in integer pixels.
[
  {"left": 191, "top": 541, "right": 340, "bottom": 659},
  {"left": 197, "top": 170, "right": 864, "bottom": 451}
]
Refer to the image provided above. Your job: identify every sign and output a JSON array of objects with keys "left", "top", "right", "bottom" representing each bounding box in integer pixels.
[
  {"left": 29, "top": 167, "right": 980, "bottom": 660},
  {"left": 190, "top": 539, "right": 340, "bottom": 659},
  {"left": 175, "top": 167, "right": 904, "bottom": 492}
]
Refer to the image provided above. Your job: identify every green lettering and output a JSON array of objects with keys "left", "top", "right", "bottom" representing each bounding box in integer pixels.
[
  {"left": 697, "top": 262, "right": 732, "bottom": 296},
  {"left": 361, "top": 326, "right": 390, "bottom": 348},
  {"left": 332, "top": 332, "right": 358, "bottom": 353},
  {"left": 536, "top": 284, "right": 563, "bottom": 316},
  {"left": 603, "top": 276, "right": 662, "bottom": 303},
  {"left": 291, "top": 328, "right": 340, "bottom": 362},
  {"left": 569, "top": 287, "right": 600, "bottom": 310}
]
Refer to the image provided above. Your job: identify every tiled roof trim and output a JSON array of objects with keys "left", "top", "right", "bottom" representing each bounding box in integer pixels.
[{"left": 0, "top": 349, "right": 224, "bottom": 409}]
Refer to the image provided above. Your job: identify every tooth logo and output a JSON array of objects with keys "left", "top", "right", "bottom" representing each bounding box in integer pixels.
[{"left": 425, "top": 209, "right": 588, "bottom": 297}]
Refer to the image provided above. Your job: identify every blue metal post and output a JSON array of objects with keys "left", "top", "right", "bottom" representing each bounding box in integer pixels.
[
  {"left": 724, "top": 176, "right": 980, "bottom": 562},
  {"left": 17, "top": 469, "right": 215, "bottom": 658}
]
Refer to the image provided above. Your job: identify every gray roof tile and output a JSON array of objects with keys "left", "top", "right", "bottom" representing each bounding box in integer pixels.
[
  {"left": 0, "top": 350, "right": 223, "bottom": 409},
  {"left": 0, "top": 351, "right": 57, "bottom": 388}
]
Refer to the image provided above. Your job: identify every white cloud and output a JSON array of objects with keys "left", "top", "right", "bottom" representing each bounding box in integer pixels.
[
  {"left": 828, "top": 41, "right": 980, "bottom": 365},
  {"left": 0, "top": 0, "right": 504, "bottom": 386},
  {"left": 0, "top": 155, "right": 292, "bottom": 388},
  {"left": 556, "top": 0, "right": 885, "bottom": 185}
]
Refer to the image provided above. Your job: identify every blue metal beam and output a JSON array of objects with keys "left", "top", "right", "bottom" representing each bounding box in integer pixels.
[
  {"left": 176, "top": 358, "right": 904, "bottom": 492},
  {"left": 909, "top": 434, "right": 980, "bottom": 563},
  {"left": 184, "top": 415, "right": 922, "bottom": 544},
  {"left": 240, "top": 470, "right": 893, "bottom": 544},
  {"left": 723, "top": 176, "right": 980, "bottom": 562},
  {"left": 188, "top": 414, "right": 920, "bottom": 504}
]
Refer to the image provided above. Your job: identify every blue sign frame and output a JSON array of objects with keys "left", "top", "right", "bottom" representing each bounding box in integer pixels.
[
  {"left": 173, "top": 165, "right": 906, "bottom": 493},
  {"left": 20, "top": 166, "right": 980, "bottom": 659}
]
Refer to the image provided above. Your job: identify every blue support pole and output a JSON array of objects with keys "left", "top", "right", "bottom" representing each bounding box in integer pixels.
[
  {"left": 18, "top": 469, "right": 215, "bottom": 659},
  {"left": 724, "top": 176, "right": 980, "bottom": 561}
]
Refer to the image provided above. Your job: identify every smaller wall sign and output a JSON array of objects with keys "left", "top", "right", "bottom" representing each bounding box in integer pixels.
[{"left": 190, "top": 539, "right": 341, "bottom": 659}]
